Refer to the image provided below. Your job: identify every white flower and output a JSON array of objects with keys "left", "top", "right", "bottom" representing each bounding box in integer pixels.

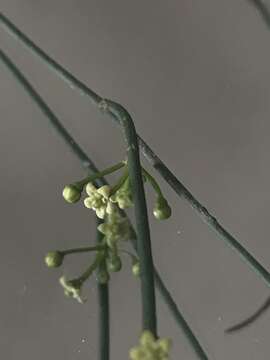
[
  {"left": 129, "top": 331, "right": 171, "bottom": 360},
  {"left": 59, "top": 276, "right": 85, "bottom": 304},
  {"left": 97, "top": 212, "right": 131, "bottom": 247},
  {"left": 84, "top": 183, "right": 113, "bottom": 219}
]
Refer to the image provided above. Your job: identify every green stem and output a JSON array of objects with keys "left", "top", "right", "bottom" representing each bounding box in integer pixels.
[
  {"left": 96, "top": 218, "right": 110, "bottom": 360},
  {"left": 0, "top": 13, "right": 102, "bottom": 106},
  {"left": 0, "top": 48, "right": 208, "bottom": 358},
  {"left": 1, "top": 15, "right": 267, "bottom": 293},
  {"left": 110, "top": 168, "right": 129, "bottom": 194},
  {"left": 75, "top": 161, "right": 125, "bottom": 188},
  {"left": 141, "top": 141, "right": 270, "bottom": 287},
  {"left": 78, "top": 251, "right": 104, "bottom": 283},
  {"left": 248, "top": 0, "right": 270, "bottom": 28},
  {"left": 119, "top": 249, "right": 139, "bottom": 264},
  {"left": 154, "top": 272, "right": 208, "bottom": 360},
  {"left": 62, "top": 245, "right": 104, "bottom": 255},
  {"left": 142, "top": 167, "right": 163, "bottom": 198},
  {"left": 100, "top": 99, "right": 157, "bottom": 336}
]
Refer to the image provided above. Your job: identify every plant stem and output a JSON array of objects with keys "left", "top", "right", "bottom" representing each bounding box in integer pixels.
[
  {"left": 119, "top": 249, "right": 139, "bottom": 264},
  {"left": 100, "top": 99, "right": 157, "bottom": 336},
  {"left": 1, "top": 14, "right": 269, "bottom": 291},
  {"left": 0, "top": 13, "right": 101, "bottom": 106},
  {"left": 110, "top": 168, "right": 129, "bottom": 194},
  {"left": 75, "top": 161, "right": 125, "bottom": 188},
  {"left": 248, "top": 0, "right": 270, "bottom": 28},
  {"left": 62, "top": 245, "right": 104, "bottom": 255},
  {"left": 78, "top": 251, "right": 104, "bottom": 283},
  {"left": 154, "top": 272, "right": 209, "bottom": 360},
  {"left": 142, "top": 167, "right": 163, "bottom": 198},
  {"left": 0, "top": 48, "right": 209, "bottom": 358},
  {"left": 138, "top": 138, "right": 270, "bottom": 287},
  {"left": 96, "top": 218, "right": 110, "bottom": 360}
]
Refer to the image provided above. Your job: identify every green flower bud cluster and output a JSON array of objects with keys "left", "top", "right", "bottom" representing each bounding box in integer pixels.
[
  {"left": 130, "top": 330, "right": 172, "bottom": 360},
  {"left": 56, "top": 161, "right": 172, "bottom": 303},
  {"left": 97, "top": 212, "right": 131, "bottom": 248},
  {"left": 107, "top": 252, "right": 122, "bottom": 272},
  {"left": 45, "top": 244, "right": 109, "bottom": 302},
  {"left": 110, "top": 178, "right": 133, "bottom": 209}
]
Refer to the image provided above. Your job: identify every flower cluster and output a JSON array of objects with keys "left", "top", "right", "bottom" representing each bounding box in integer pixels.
[
  {"left": 82, "top": 179, "right": 133, "bottom": 272},
  {"left": 46, "top": 161, "right": 172, "bottom": 303},
  {"left": 98, "top": 212, "right": 131, "bottom": 247},
  {"left": 110, "top": 178, "right": 133, "bottom": 209},
  {"left": 130, "top": 331, "right": 172, "bottom": 360}
]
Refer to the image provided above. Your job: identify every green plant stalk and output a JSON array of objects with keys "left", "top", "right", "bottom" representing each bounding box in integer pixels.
[
  {"left": 154, "top": 272, "right": 208, "bottom": 360},
  {"left": 62, "top": 245, "right": 104, "bottom": 255},
  {"left": 110, "top": 168, "right": 129, "bottom": 194},
  {"left": 248, "top": 0, "right": 270, "bottom": 27},
  {"left": 99, "top": 99, "right": 157, "bottom": 336},
  {"left": 142, "top": 167, "right": 163, "bottom": 198},
  {"left": 1, "top": 14, "right": 269, "bottom": 290},
  {"left": 0, "top": 50, "right": 209, "bottom": 359},
  {"left": 96, "top": 218, "right": 110, "bottom": 360},
  {"left": 75, "top": 161, "right": 125, "bottom": 188},
  {"left": 78, "top": 251, "right": 104, "bottom": 283}
]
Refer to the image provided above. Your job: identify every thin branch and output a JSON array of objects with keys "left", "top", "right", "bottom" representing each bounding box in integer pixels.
[
  {"left": 99, "top": 99, "right": 157, "bottom": 335},
  {"left": 0, "top": 50, "right": 209, "bottom": 359},
  {"left": 248, "top": 0, "right": 270, "bottom": 28},
  {"left": 154, "top": 272, "right": 209, "bottom": 360},
  {"left": 1, "top": 14, "right": 267, "bottom": 289},
  {"left": 225, "top": 295, "right": 270, "bottom": 333},
  {"left": 96, "top": 218, "right": 110, "bottom": 360}
]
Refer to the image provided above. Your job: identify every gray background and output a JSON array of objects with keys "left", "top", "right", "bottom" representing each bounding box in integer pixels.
[{"left": 1, "top": 0, "right": 270, "bottom": 359}]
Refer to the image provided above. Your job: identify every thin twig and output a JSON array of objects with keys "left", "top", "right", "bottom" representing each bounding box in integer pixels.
[
  {"left": 1, "top": 13, "right": 268, "bottom": 289},
  {"left": 96, "top": 218, "right": 110, "bottom": 360},
  {"left": 248, "top": 0, "right": 270, "bottom": 28},
  {"left": 225, "top": 295, "right": 270, "bottom": 333},
  {"left": 99, "top": 99, "right": 157, "bottom": 335},
  {"left": 0, "top": 50, "right": 209, "bottom": 359}
]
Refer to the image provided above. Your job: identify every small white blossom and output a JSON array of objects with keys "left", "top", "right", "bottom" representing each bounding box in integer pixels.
[
  {"left": 110, "top": 179, "right": 133, "bottom": 209},
  {"left": 59, "top": 276, "right": 85, "bottom": 304},
  {"left": 97, "top": 212, "right": 131, "bottom": 247},
  {"left": 84, "top": 183, "right": 113, "bottom": 219},
  {"left": 129, "top": 331, "right": 171, "bottom": 360}
]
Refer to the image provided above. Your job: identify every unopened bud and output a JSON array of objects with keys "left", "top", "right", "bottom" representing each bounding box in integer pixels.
[
  {"left": 153, "top": 197, "right": 172, "bottom": 220},
  {"left": 45, "top": 251, "right": 64, "bottom": 268},
  {"left": 62, "top": 184, "right": 81, "bottom": 203}
]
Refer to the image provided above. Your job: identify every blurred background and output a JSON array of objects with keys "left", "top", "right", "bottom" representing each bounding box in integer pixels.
[{"left": 1, "top": 1, "right": 270, "bottom": 359}]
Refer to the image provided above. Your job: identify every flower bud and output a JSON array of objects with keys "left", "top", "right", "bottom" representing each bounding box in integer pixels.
[
  {"left": 45, "top": 251, "right": 64, "bottom": 268},
  {"left": 153, "top": 197, "right": 172, "bottom": 220},
  {"left": 97, "top": 269, "right": 110, "bottom": 284},
  {"left": 62, "top": 184, "right": 81, "bottom": 203},
  {"left": 132, "top": 262, "right": 140, "bottom": 277},
  {"left": 107, "top": 255, "right": 122, "bottom": 272}
]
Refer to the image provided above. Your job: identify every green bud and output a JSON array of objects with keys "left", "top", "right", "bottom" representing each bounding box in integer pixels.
[
  {"left": 63, "top": 184, "right": 81, "bottom": 203},
  {"left": 153, "top": 197, "right": 172, "bottom": 220},
  {"left": 45, "top": 251, "right": 64, "bottom": 268},
  {"left": 97, "top": 269, "right": 110, "bottom": 284},
  {"left": 132, "top": 262, "right": 140, "bottom": 277},
  {"left": 107, "top": 256, "right": 122, "bottom": 272}
]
